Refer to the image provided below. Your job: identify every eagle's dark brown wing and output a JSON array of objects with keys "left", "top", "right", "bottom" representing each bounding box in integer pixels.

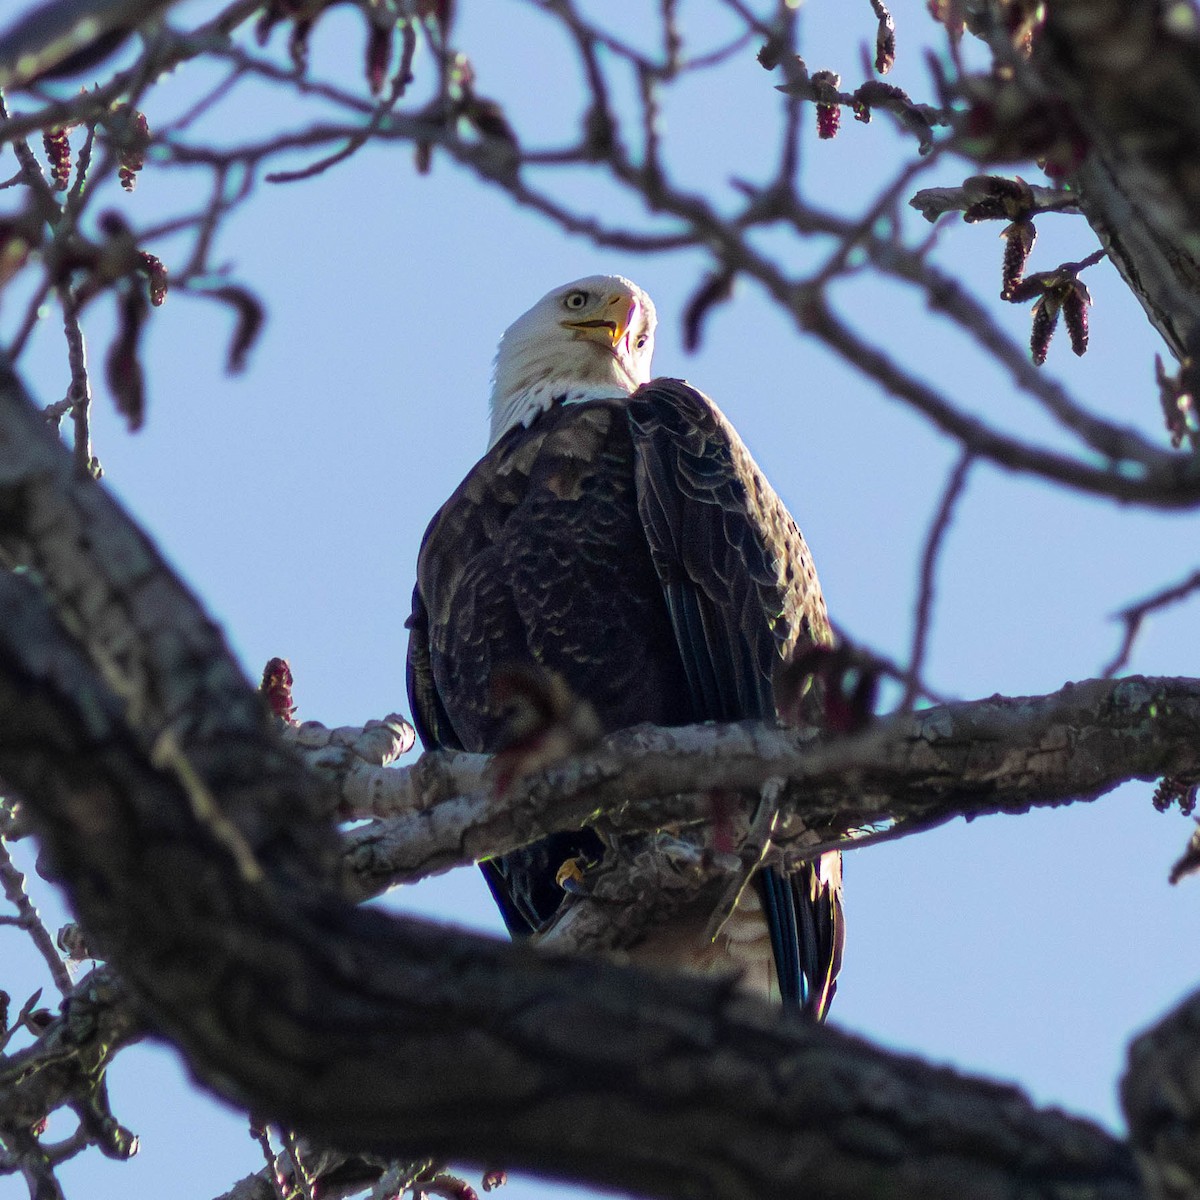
[{"left": 628, "top": 378, "right": 844, "bottom": 1018}]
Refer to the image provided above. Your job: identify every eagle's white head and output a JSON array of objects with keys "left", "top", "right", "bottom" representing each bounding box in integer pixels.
[{"left": 488, "top": 274, "right": 657, "bottom": 448}]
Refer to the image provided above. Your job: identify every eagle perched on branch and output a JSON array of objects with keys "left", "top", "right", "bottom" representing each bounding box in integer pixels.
[{"left": 407, "top": 275, "right": 843, "bottom": 1016}]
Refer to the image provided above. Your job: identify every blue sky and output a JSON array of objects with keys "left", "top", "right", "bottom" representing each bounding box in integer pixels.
[{"left": 2, "top": 2, "right": 1198, "bottom": 1198}]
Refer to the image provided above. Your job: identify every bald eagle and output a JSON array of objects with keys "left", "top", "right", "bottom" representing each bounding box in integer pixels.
[{"left": 407, "top": 275, "right": 843, "bottom": 1015}]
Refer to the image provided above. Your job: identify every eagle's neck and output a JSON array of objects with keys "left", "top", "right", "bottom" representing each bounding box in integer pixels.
[
  {"left": 488, "top": 336, "right": 638, "bottom": 449},
  {"left": 488, "top": 379, "right": 631, "bottom": 448}
]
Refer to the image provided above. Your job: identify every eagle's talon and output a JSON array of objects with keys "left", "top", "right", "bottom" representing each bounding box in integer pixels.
[{"left": 555, "top": 856, "right": 590, "bottom": 893}]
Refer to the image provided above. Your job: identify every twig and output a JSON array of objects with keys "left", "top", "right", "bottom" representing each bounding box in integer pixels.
[
  {"left": 799, "top": 297, "right": 1200, "bottom": 509},
  {"left": 903, "top": 451, "right": 974, "bottom": 709},
  {"left": 0, "top": 839, "right": 73, "bottom": 995},
  {"left": 910, "top": 180, "right": 1080, "bottom": 222},
  {"left": 64, "top": 123, "right": 96, "bottom": 213},
  {"left": 7, "top": 278, "right": 53, "bottom": 362},
  {"left": 266, "top": 90, "right": 405, "bottom": 185},
  {"left": 804, "top": 142, "right": 949, "bottom": 290},
  {"left": 56, "top": 285, "right": 97, "bottom": 480},
  {"left": 790, "top": 809, "right": 957, "bottom": 862},
  {"left": 826, "top": 624, "right": 951, "bottom": 707},
  {"left": 160, "top": 67, "right": 244, "bottom": 135},
  {"left": 0, "top": 0, "right": 263, "bottom": 147},
  {"left": 1102, "top": 567, "right": 1200, "bottom": 678}
]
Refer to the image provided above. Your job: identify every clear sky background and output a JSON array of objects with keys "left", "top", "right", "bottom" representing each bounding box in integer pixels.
[{"left": 2, "top": 2, "right": 1198, "bottom": 1199}]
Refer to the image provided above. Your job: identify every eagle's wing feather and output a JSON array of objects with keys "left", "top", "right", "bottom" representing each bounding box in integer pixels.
[
  {"left": 628, "top": 377, "right": 843, "bottom": 1016},
  {"left": 406, "top": 583, "right": 462, "bottom": 753}
]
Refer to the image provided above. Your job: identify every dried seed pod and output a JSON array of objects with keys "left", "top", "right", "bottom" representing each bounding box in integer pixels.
[
  {"left": 1154, "top": 774, "right": 1198, "bottom": 816},
  {"left": 812, "top": 69, "right": 841, "bottom": 139},
  {"left": 682, "top": 268, "right": 735, "bottom": 352},
  {"left": 137, "top": 251, "right": 169, "bottom": 306},
  {"left": 1063, "top": 278, "right": 1091, "bottom": 356},
  {"left": 261, "top": 657, "right": 297, "bottom": 723},
  {"left": 963, "top": 196, "right": 1007, "bottom": 222},
  {"left": 43, "top": 127, "right": 72, "bottom": 190},
  {"left": 115, "top": 108, "right": 150, "bottom": 192},
  {"left": 365, "top": 21, "right": 393, "bottom": 96},
  {"left": 207, "top": 284, "right": 264, "bottom": 372},
  {"left": 1029, "top": 292, "right": 1061, "bottom": 366},
  {"left": 964, "top": 174, "right": 1027, "bottom": 203},
  {"left": 873, "top": 0, "right": 896, "bottom": 74},
  {"left": 107, "top": 283, "right": 149, "bottom": 430},
  {"left": 1000, "top": 218, "right": 1036, "bottom": 298},
  {"left": 756, "top": 39, "right": 784, "bottom": 71},
  {"left": 1156, "top": 354, "right": 1197, "bottom": 449},
  {"left": 816, "top": 102, "right": 840, "bottom": 138}
]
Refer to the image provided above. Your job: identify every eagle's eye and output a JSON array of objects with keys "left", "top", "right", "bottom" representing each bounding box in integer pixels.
[
  {"left": 635, "top": 334, "right": 649, "bottom": 350},
  {"left": 564, "top": 290, "right": 588, "bottom": 310}
]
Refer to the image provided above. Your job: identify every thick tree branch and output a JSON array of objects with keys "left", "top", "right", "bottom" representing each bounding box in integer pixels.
[
  {"left": 1125, "top": 987, "right": 1200, "bottom": 1200},
  {"left": 332, "top": 672, "right": 1200, "bottom": 897}
]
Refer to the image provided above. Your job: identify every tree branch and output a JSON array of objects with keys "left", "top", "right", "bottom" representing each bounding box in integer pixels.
[
  {"left": 0, "top": 967, "right": 143, "bottom": 1154},
  {"left": 1124, "top": 985, "right": 1200, "bottom": 1200},
  {"left": 331, "top": 670, "right": 1200, "bottom": 898}
]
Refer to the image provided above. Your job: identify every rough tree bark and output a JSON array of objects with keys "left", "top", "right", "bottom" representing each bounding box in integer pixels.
[{"left": 332, "top": 674, "right": 1200, "bottom": 898}]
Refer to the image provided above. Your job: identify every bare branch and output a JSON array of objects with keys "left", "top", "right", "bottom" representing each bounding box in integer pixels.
[
  {"left": 0, "top": 839, "right": 72, "bottom": 995},
  {"left": 1103, "top": 567, "right": 1200, "bottom": 679},
  {"left": 56, "top": 284, "right": 97, "bottom": 480},
  {"left": 0, "top": 967, "right": 143, "bottom": 1143},
  {"left": 334, "top": 673, "right": 1200, "bottom": 897},
  {"left": 910, "top": 179, "right": 1080, "bottom": 222},
  {"left": 903, "top": 451, "right": 973, "bottom": 709}
]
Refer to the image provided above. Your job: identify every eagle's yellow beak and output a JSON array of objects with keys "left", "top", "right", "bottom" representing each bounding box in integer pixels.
[{"left": 562, "top": 293, "right": 636, "bottom": 347}]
